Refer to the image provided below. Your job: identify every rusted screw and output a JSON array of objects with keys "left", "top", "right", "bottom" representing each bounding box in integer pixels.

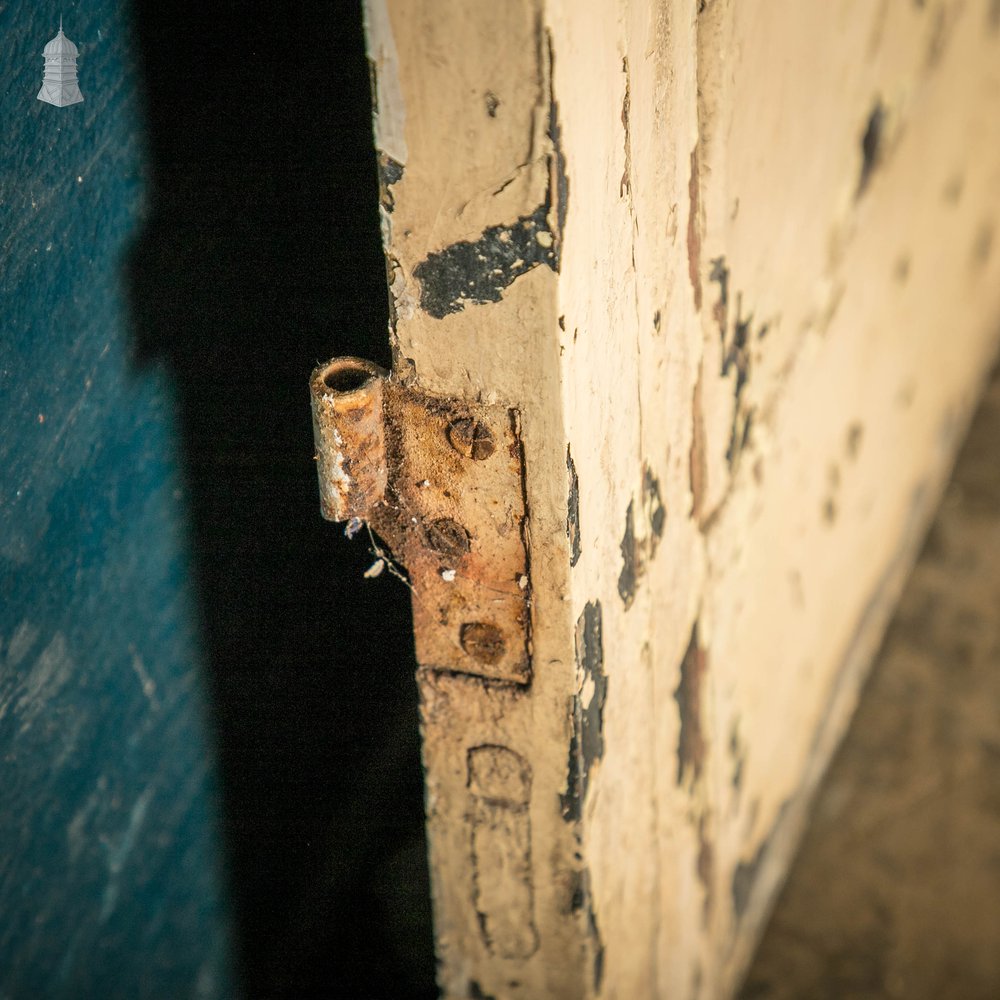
[
  {"left": 424, "top": 517, "right": 471, "bottom": 559},
  {"left": 447, "top": 417, "right": 496, "bottom": 460},
  {"left": 460, "top": 622, "right": 506, "bottom": 664}
]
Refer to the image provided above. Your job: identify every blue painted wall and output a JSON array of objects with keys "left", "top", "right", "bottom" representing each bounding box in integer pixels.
[
  {"left": 1, "top": 2, "right": 436, "bottom": 997},
  {"left": 1, "top": 4, "right": 232, "bottom": 997}
]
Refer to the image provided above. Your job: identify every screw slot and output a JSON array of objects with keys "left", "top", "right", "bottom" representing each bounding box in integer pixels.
[
  {"left": 460, "top": 622, "right": 506, "bottom": 664},
  {"left": 447, "top": 417, "right": 496, "bottom": 460},
  {"left": 424, "top": 517, "right": 471, "bottom": 559}
]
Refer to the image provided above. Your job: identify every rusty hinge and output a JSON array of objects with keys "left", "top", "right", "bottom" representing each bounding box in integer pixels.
[{"left": 310, "top": 357, "right": 532, "bottom": 685}]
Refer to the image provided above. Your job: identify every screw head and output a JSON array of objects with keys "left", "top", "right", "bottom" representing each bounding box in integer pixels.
[
  {"left": 424, "top": 517, "right": 471, "bottom": 559},
  {"left": 460, "top": 622, "right": 506, "bottom": 664},
  {"left": 447, "top": 417, "right": 496, "bottom": 460}
]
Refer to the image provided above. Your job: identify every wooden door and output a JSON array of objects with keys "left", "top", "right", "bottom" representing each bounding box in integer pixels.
[{"left": 313, "top": 2, "right": 1000, "bottom": 996}]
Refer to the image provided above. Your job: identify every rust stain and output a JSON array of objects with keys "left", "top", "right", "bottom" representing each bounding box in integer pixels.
[
  {"left": 310, "top": 357, "right": 533, "bottom": 686},
  {"left": 309, "top": 357, "right": 389, "bottom": 522}
]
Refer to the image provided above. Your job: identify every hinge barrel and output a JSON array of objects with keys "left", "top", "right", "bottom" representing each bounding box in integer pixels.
[{"left": 310, "top": 357, "right": 389, "bottom": 522}]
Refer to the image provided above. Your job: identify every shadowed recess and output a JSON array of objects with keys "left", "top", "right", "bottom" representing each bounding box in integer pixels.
[{"left": 125, "top": 2, "right": 435, "bottom": 995}]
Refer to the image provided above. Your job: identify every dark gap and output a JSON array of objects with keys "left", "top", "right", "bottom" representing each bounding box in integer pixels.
[
  {"left": 857, "top": 99, "right": 886, "bottom": 198},
  {"left": 125, "top": 2, "right": 435, "bottom": 997}
]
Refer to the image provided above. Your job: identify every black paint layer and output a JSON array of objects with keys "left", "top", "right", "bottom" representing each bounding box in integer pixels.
[
  {"left": 643, "top": 467, "right": 666, "bottom": 557},
  {"left": 561, "top": 602, "right": 607, "bottom": 823},
  {"left": 414, "top": 205, "right": 556, "bottom": 319},
  {"left": 618, "top": 500, "right": 639, "bottom": 609},
  {"left": 567, "top": 447, "right": 582, "bottom": 567}
]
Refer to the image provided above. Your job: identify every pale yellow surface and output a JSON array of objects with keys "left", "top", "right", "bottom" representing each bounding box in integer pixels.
[{"left": 364, "top": 1, "right": 1000, "bottom": 997}]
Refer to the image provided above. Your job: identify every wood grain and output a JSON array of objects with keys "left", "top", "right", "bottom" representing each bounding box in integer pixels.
[{"left": 364, "top": 0, "right": 1000, "bottom": 996}]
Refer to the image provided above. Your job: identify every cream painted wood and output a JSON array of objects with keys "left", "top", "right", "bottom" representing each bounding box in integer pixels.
[{"left": 361, "top": 1, "right": 1000, "bottom": 997}]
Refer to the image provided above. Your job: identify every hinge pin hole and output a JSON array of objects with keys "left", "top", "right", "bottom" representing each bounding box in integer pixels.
[{"left": 320, "top": 360, "right": 378, "bottom": 395}]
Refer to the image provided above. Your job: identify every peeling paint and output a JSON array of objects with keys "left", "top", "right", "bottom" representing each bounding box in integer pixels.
[
  {"left": 565, "top": 868, "right": 605, "bottom": 994},
  {"left": 363, "top": 0, "right": 408, "bottom": 166},
  {"left": 617, "top": 500, "right": 639, "bottom": 610},
  {"left": 674, "top": 622, "right": 707, "bottom": 787},
  {"left": 567, "top": 446, "right": 581, "bottom": 567},
  {"left": 545, "top": 32, "right": 570, "bottom": 261},
  {"left": 590, "top": 902, "right": 605, "bottom": 994},
  {"left": 561, "top": 602, "right": 607, "bottom": 822},
  {"left": 576, "top": 602, "right": 607, "bottom": 771},
  {"left": 709, "top": 256, "right": 730, "bottom": 344},
  {"left": 642, "top": 466, "right": 666, "bottom": 558},
  {"left": 413, "top": 205, "right": 556, "bottom": 319},
  {"left": 618, "top": 467, "right": 666, "bottom": 606},
  {"left": 376, "top": 152, "right": 404, "bottom": 213},
  {"left": 717, "top": 287, "right": 766, "bottom": 471}
]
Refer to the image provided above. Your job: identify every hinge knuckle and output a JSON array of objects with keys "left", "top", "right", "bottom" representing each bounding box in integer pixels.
[{"left": 310, "top": 357, "right": 389, "bottom": 522}]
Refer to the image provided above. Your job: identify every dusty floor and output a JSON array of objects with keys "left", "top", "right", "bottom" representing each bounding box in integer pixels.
[{"left": 741, "top": 368, "right": 1000, "bottom": 999}]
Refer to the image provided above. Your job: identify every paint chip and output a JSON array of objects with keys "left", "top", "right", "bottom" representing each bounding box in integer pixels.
[{"left": 364, "top": 559, "right": 385, "bottom": 579}]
